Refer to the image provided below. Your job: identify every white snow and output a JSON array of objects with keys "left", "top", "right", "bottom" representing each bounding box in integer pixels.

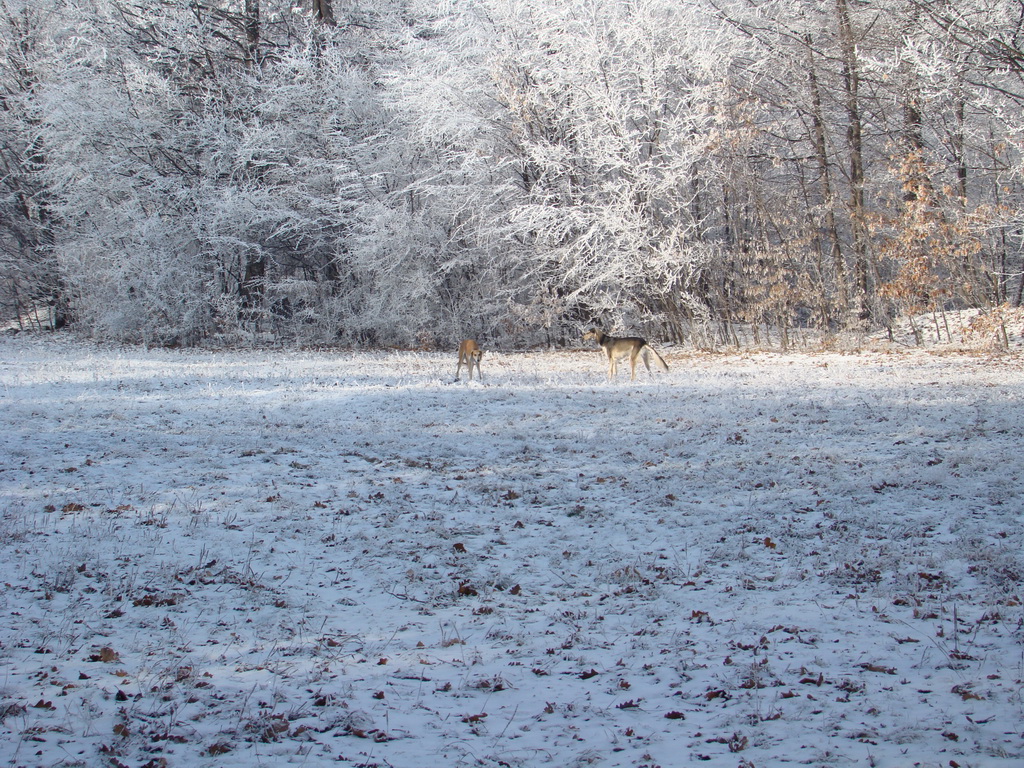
[{"left": 1, "top": 333, "right": 1022, "bottom": 767}]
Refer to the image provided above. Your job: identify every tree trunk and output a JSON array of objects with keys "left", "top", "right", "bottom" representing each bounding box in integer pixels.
[
  {"left": 805, "top": 38, "right": 847, "bottom": 325},
  {"left": 313, "top": 0, "right": 335, "bottom": 26},
  {"left": 836, "top": 0, "right": 871, "bottom": 324},
  {"left": 244, "top": 0, "right": 260, "bottom": 68}
]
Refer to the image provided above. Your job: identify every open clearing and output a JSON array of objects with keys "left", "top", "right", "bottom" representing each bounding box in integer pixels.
[{"left": 1, "top": 334, "right": 1022, "bottom": 767}]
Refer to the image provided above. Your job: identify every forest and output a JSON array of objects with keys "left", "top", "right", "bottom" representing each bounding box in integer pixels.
[{"left": 2, "top": 0, "right": 1023, "bottom": 349}]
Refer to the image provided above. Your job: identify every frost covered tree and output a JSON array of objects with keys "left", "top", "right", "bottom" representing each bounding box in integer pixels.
[
  {"left": 898, "top": 0, "right": 1024, "bottom": 310},
  {"left": 696, "top": 0, "right": 1024, "bottom": 340},
  {"left": 488, "top": 0, "right": 728, "bottom": 342},
  {"left": 0, "top": 0, "right": 70, "bottom": 329},
  {"left": 369, "top": 0, "right": 538, "bottom": 346},
  {"left": 4, "top": 0, "right": 1023, "bottom": 346},
  {"left": 390, "top": 0, "right": 1024, "bottom": 347},
  {"left": 35, "top": 0, "right": 397, "bottom": 345},
  {"left": 386, "top": 0, "right": 736, "bottom": 346}
]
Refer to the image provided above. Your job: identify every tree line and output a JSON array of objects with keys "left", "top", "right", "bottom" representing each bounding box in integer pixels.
[{"left": 2, "top": 0, "right": 1022, "bottom": 348}]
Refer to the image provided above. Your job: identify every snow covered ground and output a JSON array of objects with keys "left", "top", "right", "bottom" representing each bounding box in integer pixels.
[{"left": 0, "top": 333, "right": 1022, "bottom": 768}]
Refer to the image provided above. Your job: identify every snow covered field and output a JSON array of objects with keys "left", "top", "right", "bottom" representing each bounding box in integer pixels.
[{"left": 1, "top": 333, "right": 1022, "bottom": 768}]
